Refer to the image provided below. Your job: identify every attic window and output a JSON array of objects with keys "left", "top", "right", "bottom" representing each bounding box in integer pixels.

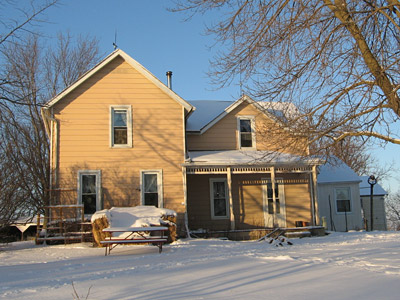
[
  {"left": 110, "top": 105, "right": 132, "bottom": 148},
  {"left": 237, "top": 116, "right": 256, "bottom": 149}
]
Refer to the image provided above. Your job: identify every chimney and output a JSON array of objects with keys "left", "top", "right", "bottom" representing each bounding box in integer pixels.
[{"left": 166, "top": 71, "right": 173, "bottom": 90}]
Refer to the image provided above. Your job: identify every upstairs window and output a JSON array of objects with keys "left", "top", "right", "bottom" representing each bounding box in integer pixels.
[
  {"left": 238, "top": 117, "right": 255, "bottom": 149},
  {"left": 335, "top": 187, "right": 352, "bottom": 213},
  {"left": 110, "top": 105, "right": 132, "bottom": 147}
]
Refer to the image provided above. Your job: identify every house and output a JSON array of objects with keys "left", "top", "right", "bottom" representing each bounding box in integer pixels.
[
  {"left": 317, "top": 159, "right": 363, "bottom": 232},
  {"left": 41, "top": 49, "right": 324, "bottom": 237},
  {"left": 360, "top": 176, "right": 388, "bottom": 231}
]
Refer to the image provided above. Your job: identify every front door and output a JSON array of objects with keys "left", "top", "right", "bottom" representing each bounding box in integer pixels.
[{"left": 262, "top": 179, "right": 286, "bottom": 228}]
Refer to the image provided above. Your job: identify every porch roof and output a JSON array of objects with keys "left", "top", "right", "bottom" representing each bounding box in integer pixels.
[
  {"left": 187, "top": 150, "right": 321, "bottom": 165},
  {"left": 184, "top": 151, "right": 323, "bottom": 174}
]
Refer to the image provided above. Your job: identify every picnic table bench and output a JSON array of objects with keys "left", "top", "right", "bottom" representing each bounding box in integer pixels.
[{"left": 101, "top": 226, "right": 169, "bottom": 255}]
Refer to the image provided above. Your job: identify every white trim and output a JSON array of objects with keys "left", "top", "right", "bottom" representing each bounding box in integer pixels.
[
  {"left": 209, "top": 178, "right": 230, "bottom": 220},
  {"left": 334, "top": 186, "right": 353, "bottom": 214},
  {"left": 140, "top": 170, "right": 163, "bottom": 208},
  {"left": 109, "top": 105, "right": 132, "bottom": 148},
  {"left": 237, "top": 116, "right": 256, "bottom": 150},
  {"left": 77, "top": 170, "right": 102, "bottom": 214},
  {"left": 44, "top": 49, "right": 194, "bottom": 112}
]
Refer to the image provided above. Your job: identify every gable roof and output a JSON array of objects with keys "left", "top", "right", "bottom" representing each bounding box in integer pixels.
[
  {"left": 359, "top": 176, "right": 388, "bottom": 196},
  {"left": 318, "top": 158, "right": 361, "bottom": 184},
  {"left": 186, "top": 95, "right": 298, "bottom": 133},
  {"left": 44, "top": 49, "right": 194, "bottom": 112}
]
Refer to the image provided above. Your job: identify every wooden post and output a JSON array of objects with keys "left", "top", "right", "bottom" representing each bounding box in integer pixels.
[
  {"left": 271, "top": 167, "right": 276, "bottom": 227},
  {"left": 227, "top": 167, "right": 235, "bottom": 230}
]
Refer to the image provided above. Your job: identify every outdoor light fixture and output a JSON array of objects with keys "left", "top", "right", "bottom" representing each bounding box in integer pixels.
[{"left": 367, "top": 175, "right": 377, "bottom": 231}]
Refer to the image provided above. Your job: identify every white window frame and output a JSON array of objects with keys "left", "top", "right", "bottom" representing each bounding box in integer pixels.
[
  {"left": 334, "top": 187, "right": 352, "bottom": 214},
  {"left": 237, "top": 116, "right": 256, "bottom": 150},
  {"left": 140, "top": 170, "right": 163, "bottom": 208},
  {"left": 210, "top": 178, "right": 230, "bottom": 220},
  {"left": 77, "top": 170, "right": 102, "bottom": 214},
  {"left": 110, "top": 105, "right": 132, "bottom": 148}
]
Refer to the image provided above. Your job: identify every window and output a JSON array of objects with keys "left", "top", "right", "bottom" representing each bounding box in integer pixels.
[
  {"left": 78, "top": 170, "right": 101, "bottom": 214},
  {"left": 335, "top": 187, "right": 351, "bottom": 213},
  {"left": 237, "top": 116, "right": 255, "bottom": 149},
  {"left": 210, "top": 179, "right": 229, "bottom": 219},
  {"left": 141, "top": 170, "right": 163, "bottom": 207},
  {"left": 110, "top": 105, "right": 132, "bottom": 147},
  {"left": 266, "top": 182, "right": 280, "bottom": 215}
]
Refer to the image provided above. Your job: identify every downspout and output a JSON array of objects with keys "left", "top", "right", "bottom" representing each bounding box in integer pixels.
[
  {"left": 41, "top": 107, "right": 59, "bottom": 204},
  {"left": 183, "top": 105, "right": 195, "bottom": 237}
]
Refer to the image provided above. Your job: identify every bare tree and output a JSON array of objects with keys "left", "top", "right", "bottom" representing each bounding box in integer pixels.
[
  {"left": 173, "top": 1, "right": 400, "bottom": 148},
  {"left": 0, "top": 0, "right": 59, "bottom": 107},
  {"left": 0, "top": 33, "right": 99, "bottom": 225},
  {"left": 386, "top": 192, "right": 400, "bottom": 230}
]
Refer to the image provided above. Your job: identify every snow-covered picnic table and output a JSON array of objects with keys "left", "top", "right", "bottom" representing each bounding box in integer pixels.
[{"left": 101, "top": 226, "right": 169, "bottom": 255}]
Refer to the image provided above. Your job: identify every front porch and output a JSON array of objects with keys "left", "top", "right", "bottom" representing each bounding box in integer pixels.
[{"left": 184, "top": 150, "right": 322, "bottom": 235}]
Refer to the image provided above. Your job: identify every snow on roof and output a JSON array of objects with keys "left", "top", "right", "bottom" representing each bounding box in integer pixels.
[
  {"left": 257, "top": 102, "right": 300, "bottom": 123},
  {"left": 359, "top": 176, "right": 388, "bottom": 196},
  {"left": 318, "top": 158, "right": 361, "bottom": 184},
  {"left": 186, "top": 97, "right": 300, "bottom": 133},
  {"left": 187, "top": 150, "right": 322, "bottom": 166},
  {"left": 91, "top": 206, "right": 176, "bottom": 228},
  {"left": 186, "top": 100, "right": 233, "bottom": 132}
]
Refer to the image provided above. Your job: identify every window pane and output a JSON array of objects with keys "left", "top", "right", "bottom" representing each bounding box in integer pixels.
[
  {"left": 268, "top": 198, "right": 274, "bottom": 214},
  {"left": 213, "top": 182, "right": 226, "bottom": 199},
  {"left": 336, "top": 188, "right": 350, "bottom": 200},
  {"left": 214, "top": 198, "right": 227, "bottom": 216},
  {"left": 276, "top": 198, "right": 280, "bottom": 214},
  {"left": 82, "top": 194, "right": 96, "bottom": 214},
  {"left": 266, "top": 183, "right": 273, "bottom": 198},
  {"left": 337, "top": 200, "right": 351, "bottom": 212},
  {"left": 144, "top": 193, "right": 158, "bottom": 207},
  {"left": 240, "top": 119, "right": 251, "bottom": 132},
  {"left": 113, "top": 110, "right": 127, "bottom": 127},
  {"left": 144, "top": 174, "right": 158, "bottom": 193},
  {"left": 114, "top": 128, "right": 127, "bottom": 144},
  {"left": 82, "top": 175, "right": 96, "bottom": 194},
  {"left": 241, "top": 132, "right": 253, "bottom": 147}
]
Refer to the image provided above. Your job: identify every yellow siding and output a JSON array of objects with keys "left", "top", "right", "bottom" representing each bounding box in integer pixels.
[
  {"left": 52, "top": 56, "right": 186, "bottom": 224},
  {"left": 283, "top": 174, "right": 312, "bottom": 227},
  {"left": 187, "top": 102, "right": 307, "bottom": 155}
]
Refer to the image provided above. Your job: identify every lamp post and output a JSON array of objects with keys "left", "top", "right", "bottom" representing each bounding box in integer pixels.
[{"left": 367, "top": 175, "right": 377, "bottom": 231}]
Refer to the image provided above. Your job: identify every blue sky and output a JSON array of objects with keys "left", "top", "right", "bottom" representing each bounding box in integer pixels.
[{"left": 19, "top": 0, "right": 400, "bottom": 193}]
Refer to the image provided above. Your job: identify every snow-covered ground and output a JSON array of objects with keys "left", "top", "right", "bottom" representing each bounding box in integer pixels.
[{"left": 1, "top": 231, "right": 399, "bottom": 300}]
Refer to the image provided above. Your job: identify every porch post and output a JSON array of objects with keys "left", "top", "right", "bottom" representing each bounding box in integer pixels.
[
  {"left": 271, "top": 166, "right": 276, "bottom": 228},
  {"left": 227, "top": 167, "right": 235, "bottom": 230},
  {"left": 311, "top": 165, "right": 320, "bottom": 226},
  {"left": 182, "top": 166, "right": 191, "bottom": 238}
]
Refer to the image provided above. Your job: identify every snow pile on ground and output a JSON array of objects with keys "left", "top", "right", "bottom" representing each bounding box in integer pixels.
[
  {"left": 91, "top": 206, "right": 176, "bottom": 228},
  {"left": 1, "top": 231, "right": 400, "bottom": 299}
]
